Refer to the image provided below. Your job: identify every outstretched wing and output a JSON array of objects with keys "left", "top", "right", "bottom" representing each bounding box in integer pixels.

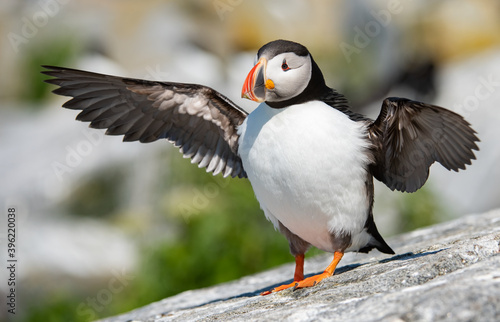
[
  {"left": 368, "top": 97, "right": 479, "bottom": 192},
  {"left": 42, "top": 65, "right": 248, "bottom": 178}
]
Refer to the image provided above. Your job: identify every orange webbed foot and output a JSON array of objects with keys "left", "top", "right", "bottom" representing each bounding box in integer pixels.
[
  {"left": 261, "top": 251, "right": 343, "bottom": 295},
  {"left": 261, "top": 270, "right": 331, "bottom": 295},
  {"left": 293, "top": 271, "right": 331, "bottom": 289},
  {"left": 260, "top": 281, "right": 298, "bottom": 295}
]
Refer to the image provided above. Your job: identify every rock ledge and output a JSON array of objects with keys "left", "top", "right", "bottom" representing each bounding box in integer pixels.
[{"left": 101, "top": 209, "right": 500, "bottom": 322}]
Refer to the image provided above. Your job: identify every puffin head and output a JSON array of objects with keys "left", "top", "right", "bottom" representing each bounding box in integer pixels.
[{"left": 241, "top": 39, "right": 329, "bottom": 108}]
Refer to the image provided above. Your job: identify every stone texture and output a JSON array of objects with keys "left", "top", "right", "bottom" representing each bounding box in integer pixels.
[{"left": 100, "top": 209, "right": 500, "bottom": 322}]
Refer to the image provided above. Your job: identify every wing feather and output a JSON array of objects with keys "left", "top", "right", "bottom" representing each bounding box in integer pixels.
[
  {"left": 368, "top": 97, "right": 479, "bottom": 192},
  {"left": 42, "top": 65, "right": 248, "bottom": 178}
]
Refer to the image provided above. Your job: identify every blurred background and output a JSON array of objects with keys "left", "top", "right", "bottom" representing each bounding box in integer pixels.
[{"left": 1, "top": 0, "right": 499, "bottom": 320}]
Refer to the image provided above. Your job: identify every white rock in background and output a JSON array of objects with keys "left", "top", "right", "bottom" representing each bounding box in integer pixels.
[
  {"left": 430, "top": 48, "right": 500, "bottom": 215},
  {"left": 20, "top": 217, "right": 137, "bottom": 279}
]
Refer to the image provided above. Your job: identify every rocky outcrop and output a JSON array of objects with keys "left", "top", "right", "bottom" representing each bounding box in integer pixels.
[{"left": 101, "top": 209, "right": 500, "bottom": 321}]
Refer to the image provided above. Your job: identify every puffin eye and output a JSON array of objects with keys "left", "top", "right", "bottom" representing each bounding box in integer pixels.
[{"left": 281, "top": 60, "right": 290, "bottom": 71}]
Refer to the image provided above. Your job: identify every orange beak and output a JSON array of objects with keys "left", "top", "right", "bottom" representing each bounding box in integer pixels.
[{"left": 241, "top": 57, "right": 267, "bottom": 102}]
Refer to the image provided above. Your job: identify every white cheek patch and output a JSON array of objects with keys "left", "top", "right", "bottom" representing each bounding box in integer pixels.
[{"left": 266, "top": 53, "right": 312, "bottom": 102}]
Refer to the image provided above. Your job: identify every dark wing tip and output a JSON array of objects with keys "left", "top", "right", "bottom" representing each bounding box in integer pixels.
[
  {"left": 41, "top": 65, "right": 60, "bottom": 70},
  {"left": 41, "top": 65, "right": 66, "bottom": 75},
  {"left": 41, "top": 65, "right": 77, "bottom": 88},
  {"left": 41, "top": 65, "right": 61, "bottom": 84}
]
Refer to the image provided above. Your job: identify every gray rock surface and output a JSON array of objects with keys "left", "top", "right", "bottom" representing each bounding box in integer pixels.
[{"left": 100, "top": 209, "right": 500, "bottom": 322}]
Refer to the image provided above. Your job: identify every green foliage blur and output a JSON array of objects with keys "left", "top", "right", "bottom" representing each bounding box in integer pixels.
[
  {"left": 395, "top": 185, "right": 448, "bottom": 233},
  {"left": 21, "top": 38, "right": 80, "bottom": 105},
  {"left": 111, "top": 155, "right": 298, "bottom": 315}
]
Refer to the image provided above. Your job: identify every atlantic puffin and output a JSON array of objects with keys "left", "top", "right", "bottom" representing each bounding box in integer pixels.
[{"left": 42, "top": 39, "right": 479, "bottom": 295}]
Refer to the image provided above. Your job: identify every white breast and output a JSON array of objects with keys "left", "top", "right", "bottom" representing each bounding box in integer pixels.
[{"left": 238, "top": 101, "right": 372, "bottom": 253}]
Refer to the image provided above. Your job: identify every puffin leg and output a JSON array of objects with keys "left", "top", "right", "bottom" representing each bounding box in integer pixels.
[
  {"left": 260, "top": 254, "right": 305, "bottom": 295},
  {"left": 293, "top": 253, "right": 305, "bottom": 281},
  {"left": 294, "top": 251, "right": 343, "bottom": 289}
]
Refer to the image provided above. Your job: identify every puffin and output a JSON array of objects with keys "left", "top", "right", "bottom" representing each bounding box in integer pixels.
[{"left": 42, "top": 39, "right": 479, "bottom": 295}]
